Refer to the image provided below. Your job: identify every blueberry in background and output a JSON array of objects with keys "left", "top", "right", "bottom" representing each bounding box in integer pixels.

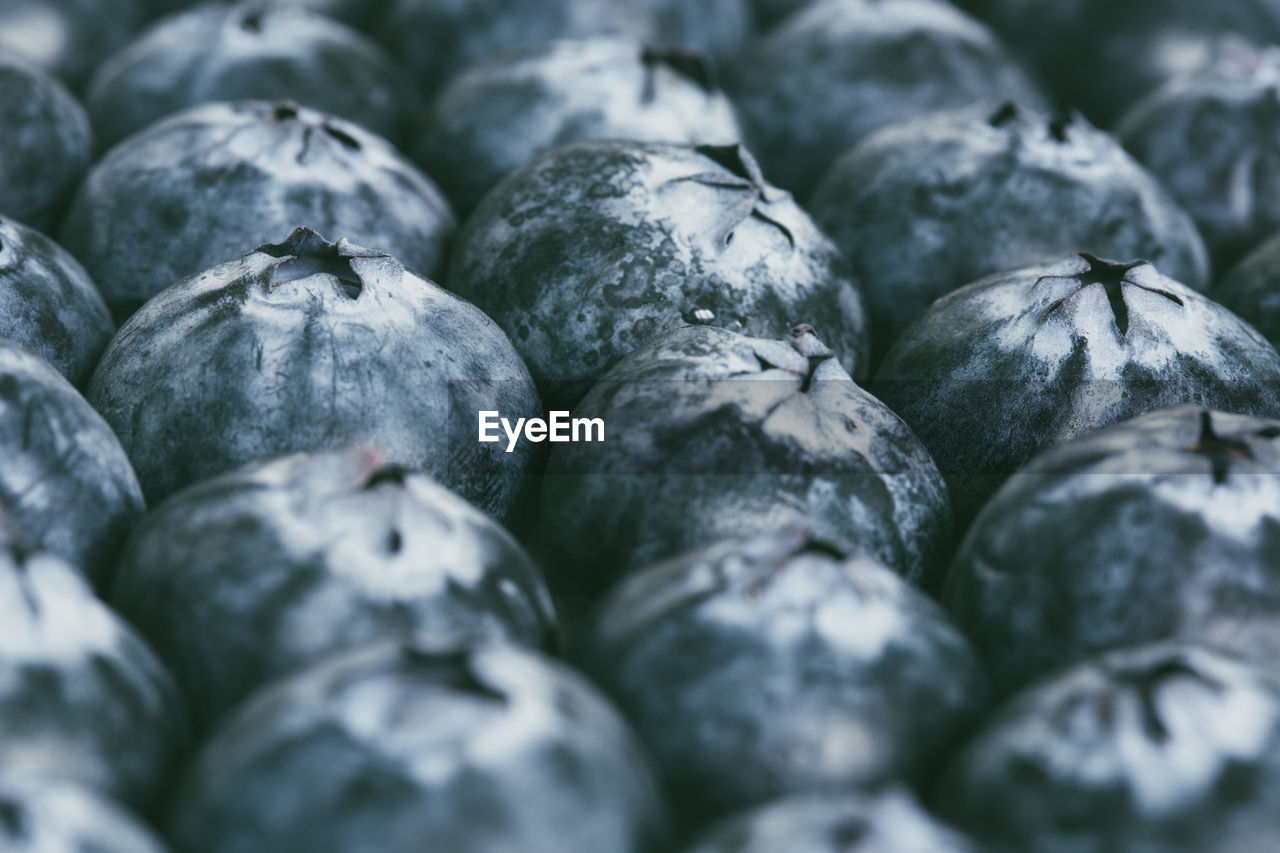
[
  {"left": 419, "top": 39, "right": 742, "bottom": 216},
  {"left": 874, "top": 254, "right": 1280, "bottom": 527},
  {"left": 810, "top": 101, "right": 1211, "bottom": 362},
  {"left": 1213, "top": 232, "right": 1280, "bottom": 347},
  {"left": 537, "top": 324, "right": 950, "bottom": 612},
  {"left": 1116, "top": 39, "right": 1280, "bottom": 272},
  {"left": 944, "top": 405, "right": 1280, "bottom": 697},
  {"left": 0, "top": 49, "right": 91, "bottom": 234},
  {"left": 86, "top": 1, "right": 417, "bottom": 153},
  {"left": 0, "top": 541, "right": 187, "bottom": 815},
  {"left": 0, "top": 216, "right": 113, "bottom": 387},
  {"left": 0, "top": 776, "right": 169, "bottom": 853},
  {"left": 60, "top": 100, "right": 454, "bottom": 322},
  {"left": 141, "top": 0, "right": 393, "bottom": 29},
  {"left": 633, "top": 0, "right": 755, "bottom": 67},
  {"left": 87, "top": 228, "right": 540, "bottom": 514},
  {"left": 168, "top": 639, "right": 671, "bottom": 853},
  {"left": 579, "top": 529, "right": 987, "bottom": 826},
  {"left": 936, "top": 643, "right": 1280, "bottom": 853},
  {"left": 685, "top": 789, "right": 981, "bottom": 853},
  {"left": 749, "top": 0, "right": 815, "bottom": 29},
  {"left": 0, "top": 341, "right": 144, "bottom": 590},
  {"left": 0, "top": 0, "right": 143, "bottom": 91},
  {"left": 111, "top": 448, "right": 558, "bottom": 733},
  {"left": 451, "top": 141, "right": 867, "bottom": 405},
  {"left": 727, "top": 0, "right": 1046, "bottom": 197}
]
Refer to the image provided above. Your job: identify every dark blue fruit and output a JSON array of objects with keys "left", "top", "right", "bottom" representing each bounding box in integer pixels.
[
  {"left": 0, "top": 0, "right": 142, "bottom": 90},
  {"left": 1213, "top": 231, "right": 1280, "bottom": 347}
]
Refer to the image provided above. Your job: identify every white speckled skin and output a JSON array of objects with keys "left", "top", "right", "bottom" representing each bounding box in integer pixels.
[
  {"left": 581, "top": 529, "right": 987, "bottom": 823},
  {"left": 111, "top": 449, "right": 557, "bottom": 733},
  {"left": 170, "top": 640, "right": 670, "bottom": 853},
  {"left": 0, "top": 776, "right": 170, "bottom": 852}
]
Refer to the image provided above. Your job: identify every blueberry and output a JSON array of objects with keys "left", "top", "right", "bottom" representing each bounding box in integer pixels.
[
  {"left": 60, "top": 100, "right": 454, "bottom": 322},
  {"left": 727, "top": 0, "right": 1046, "bottom": 197},
  {"left": 0, "top": 0, "right": 143, "bottom": 91},
  {"left": 635, "top": 0, "right": 755, "bottom": 66},
  {"left": 420, "top": 39, "right": 742, "bottom": 216},
  {"left": 143, "top": 0, "right": 388, "bottom": 29},
  {"left": 686, "top": 789, "right": 980, "bottom": 853},
  {"left": 579, "top": 529, "right": 987, "bottom": 824},
  {"left": 0, "top": 543, "right": 187, "bottom": 814},
  {"left": 451, "top": 141, "right": 867, "bottom": 406},
  {"left": 86, "top": 2, "right": 416, "bottom": 152},
  {"left": 874, "top": 254, "right": 1280, "bottom": 527},
  {"left": 0, "top": 341, "right": 144, "bottom": 590},
  {"left": 168, "top": 640, "right": 670, "bottom": 853},
  {"left": 0, "top": 777, "right": 168, "bottom": 853},
  {"left": 749, "top": 0, "right": 814, "bottom": 29},
  {"left": 111, "top": 449, "right": 558, "bottom": 733},
  {"left": 0, "top": 216, "right": 113, "bottom": 387},
  {"left": 936, "top": 643, "right": 1280, "bottom": 852},
  {"left": 0, "top": 49, "right": 90, "bottom": 233},
  {"left": 944, "top": 405, "right": 1280, "bottom": 697},
  {"left": 1213, "top": 232, "right": 1280, "bottom": 347},
  {"left": 86, "top": 228, "right": 540, "bottom": 513},
  {"left": 811, "top": 102, "right": 1211, "bottom": 361},
  {"left": 537, "top": 324, "right": 950, "bottom": 613}
]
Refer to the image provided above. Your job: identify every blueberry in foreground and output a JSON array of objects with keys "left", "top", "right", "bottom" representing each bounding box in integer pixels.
[
  {"left": 727, "top": 0, "right": 1045, "bottom": 197},
  {"left": 936, "top": 643, "right": 1280, "bottom": 853},
  {"left": 0, "top": 215, "right": 113, "bottom": 387},
  {"left": 579, "top": 529, "right": 987, "bottom": 824},
  {"left": 111, "top": 449, "right": 558, "bottom": 733},
  {"left": 0, "top": 776, "right": 169, "bottom": 853},
  {"left": 0, "top": 341, "right": 144, "bottom": 590},
  {"left": 0, "top": 49, "right": 91, "bottom": 233},
  {"left": 60, "top": 100, "right": 454, "bottom": 322},
  {"left": 451, "top": 141, "right": 867, "bottom": 405},
  {"left": 685, "top": 789, "right": 980, "bottom": 853},
  {"left": 0, "top": 0, "right": 142, "bottom": 90},
  {"left": 874, "top": 254, "right": 1280, "bottom": 527},
  {"left": 168, "top": 640, "right": 670, "bottom": 853},
  {"left": 537, "top": 324, "right": 950, "bottom": 612},
  {"left": 1213, "top": 231, "right": 1280, "bottom": 348},
  {"left": 0, "top": 544, "right": 187, "bottom": 814},
  {"left": 420, "top": 39, "right": 742, "bottom": 216},
  {"left": 945, "top": 405, "right": 1280, "bottom": 697},
  {"left": 811, "top": 101, "right": 1211, "bottom": 361},
  {"left": 87, "top": 228, "right": 540, "bottom": 514},
  {"left": 86, "top": 1, "right": 416, "bottom": 152}
]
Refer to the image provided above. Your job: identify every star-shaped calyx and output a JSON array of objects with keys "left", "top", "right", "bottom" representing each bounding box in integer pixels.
[
  {"left": 667, "top": 144, "right": 795, "bottom": 251},
  {"left": 1045, "top": 254, "right": 1184, "bottom": 336}
]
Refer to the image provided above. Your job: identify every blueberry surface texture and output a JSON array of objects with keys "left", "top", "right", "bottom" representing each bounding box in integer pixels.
[
  {"left": 0, "top": 0, "right": 143, "bottom": 90},
  {"left": 86, "top": 228, "right": 540, "bottom": 513},
  {"left": 0, "top": 776, "right": 170, "bottom": 853},
  {"left": 1213, "top": 231, "right": 1280, "bottom": 348}
]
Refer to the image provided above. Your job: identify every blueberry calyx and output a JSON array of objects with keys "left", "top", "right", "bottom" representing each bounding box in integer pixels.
[
  {"left": 260, "top": 229, "right": 364, "bottom": 298},
  {"left": 988, "top": 101, "right": 1020, "bottom": 127},
  {"left": 671, "top": 145, "right": 796, "bottom": 251},
  {"left": 1045, "top": 254, "right": 1183, "bottom": 336},
  {"left": 399, "top": 647, "right": 509, "bottom": 704},
  {"left": 363, "top": 464, "right": 411, "bottom": 490},
  {"left": 640, "top": 45, "right": 717, "bottom": 101},
  {"left": 1188, "top": 410, "right": 1256, "bottom": 485},
  {"left": 1112, "top": 656, "right": 1224, "bottom": 743}
]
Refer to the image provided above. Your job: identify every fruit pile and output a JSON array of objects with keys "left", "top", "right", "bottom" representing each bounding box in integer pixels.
[{"left": 5, "top": 0, "right": 1280, "bottom": 850}]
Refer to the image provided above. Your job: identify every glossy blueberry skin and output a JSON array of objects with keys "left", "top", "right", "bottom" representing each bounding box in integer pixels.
[
  {"left": 537, "top": 324, "right": 950, "bottom": 613},
  {"left": 874, "top": 255, "right": 1280, "bottom": 527},
  {"left": 451, "top": 141, "right": 867, "bottom": 406},
  {"left": 111, "top": 449, "right": 558, "bottom": 733},
  {"left": 60, "top": 100, "right": 454, "bottom": 323},
  {"left": 0, "top": 547, "right": 187, "bottom": 815},
  {"left": 580, "top": 530, "right": 987, "bottom": 824},
  {"left": 0, "top": 216, "right": 113, "bottom": 387},
  {"left": 419, "top": 39, "right": 742, "bottom": 216},
  {"left": 86, "top": 2, "right": 416, "bottom": 152},
  {"left": 0, "top": 0, "right": 143, "bottom": 91},
  {"left": 727, "top": 0, "right": 1045, "bottom": 197},
  {"left": 811, "top": 102, "right": 1211, "bottom": 362},
  {"left": 944, "top": 406, "right": 1280, "bottom": 697},
  {"left": 86, "top": 228, "right": 540, "bottom": 514},
  {"left": 1213, "top": 232, "right": 1280, "bottom": 347},
  {"left": 937, "top": 643, "right": 1280, "bottom": 853},
  {"left": 0, "top": 50, "right": 91, "bottom": 234},
  {"left": 686, "top": 789, "right": 980, "bottom": 853},
  {"left": 169, "top": 640, "right": 671, "bottom": 853},
  {"left": 0, "top": 777, "right": 170, "bottom": 853},
  {"left": 0, "top": 341, "right": 144, "bottom": 590}
]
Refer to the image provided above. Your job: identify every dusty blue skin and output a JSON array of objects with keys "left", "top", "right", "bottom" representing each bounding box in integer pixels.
[
  {"left": 112, "top": 449, "right": 558, "bottom": 734},
  {"left": 144, "top": 0, "right": 393, "bottom": 29},
  {"left": 0, "top": 341, "right": 144, "bottom": 590},
  {"left": 1213, "top": 231, "right": 1280, "bottom": 347},
  {"left": 937, "top": 643, "right": 1280, "bottom": 853},
  {"left": 944, "top": 405, "right": 1280, "bottom": 698},
  {"left": 0, "top": 777, "right": 170, "bottom": 853},
  {"left": 580, "top": 529, "right": 987, "bottom": 825},
  {"left": 87, "top": 228, "right": 540, "bottom": 515},
  {"left": 0, "top": 216, "right": 113, "bottom": 387},
  {"left": 169, "top": 640, "right": 671, "bottom": 853},
  {"left": 60, "top": 100, "right": 454, "bottom": 323},
  {"left": 0, "top": 49, "right": 90, "bottom": 233},
  {"left": 0, "top": 0, "right": 142, "bottom": 90},
  {"left": 87, "top": 2, "right": 416, "bottom": 152},
  {"left": 0, "top": 544, "right": 187, "bottom": 815}
]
